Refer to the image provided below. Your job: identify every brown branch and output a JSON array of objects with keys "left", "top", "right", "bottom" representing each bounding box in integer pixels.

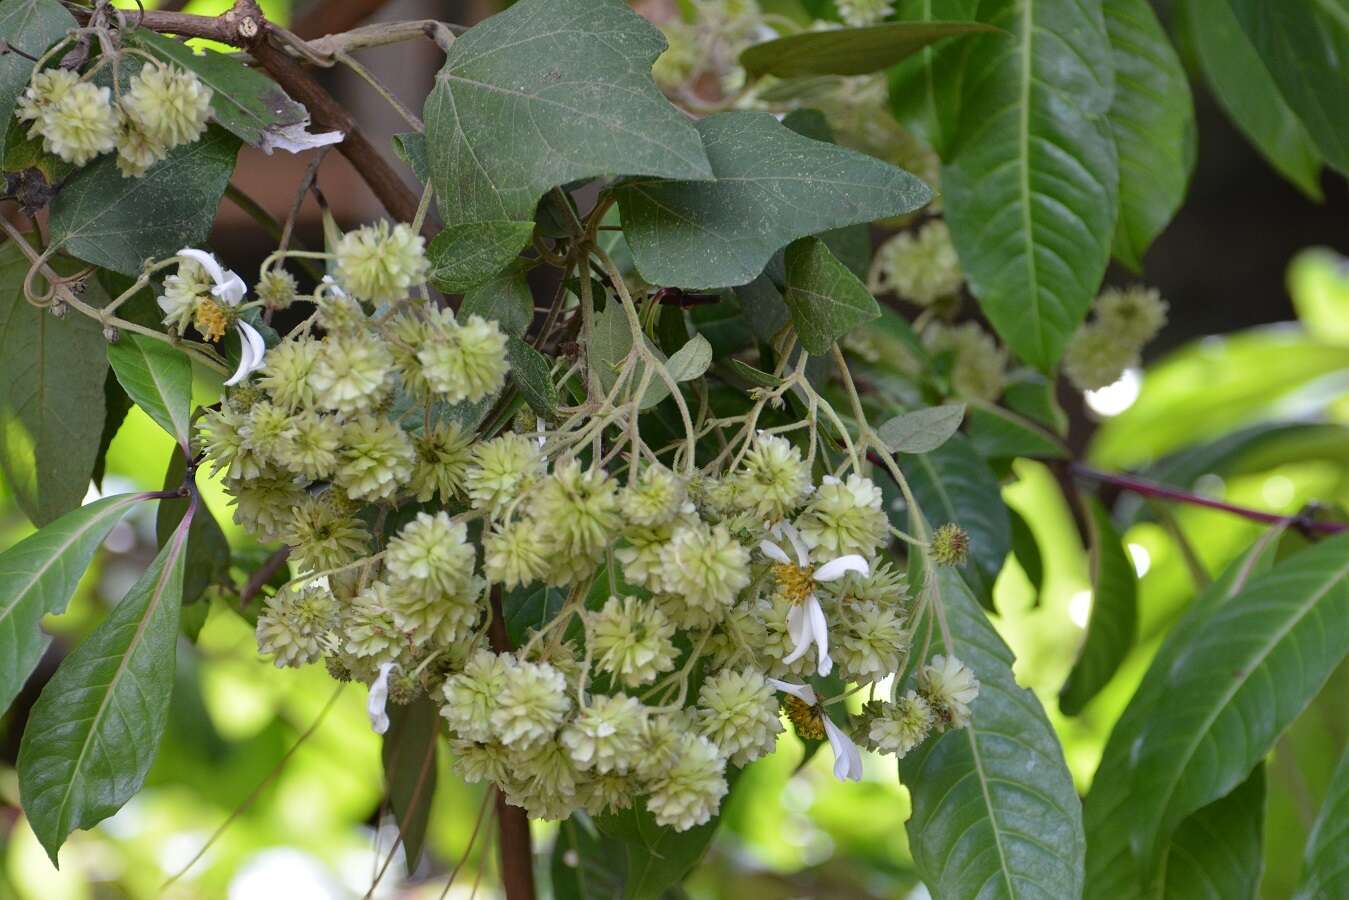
[
  {"left": 239, "top": 545, "right": 292, "bottom": 605},
  {"left": 487, "top": 586, "right": 537, "bottom": 900}
]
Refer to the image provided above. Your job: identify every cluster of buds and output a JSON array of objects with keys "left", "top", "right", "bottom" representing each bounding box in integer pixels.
[
  {"left": 17, "top": 56, "right": 213, "bottom": 177},
  {"left": 1064, "top": 285, "right": 1170, "bottom": 391}
]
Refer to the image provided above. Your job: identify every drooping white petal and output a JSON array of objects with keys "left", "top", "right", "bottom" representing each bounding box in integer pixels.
[
  {"left": 212, "top": 269, "right": 247, "bottom": 306},
  {"left": 765, "top": 678, "right": 817, "bottom": 705},
  {"left": 823, "top": 716, "right": 863, "bottom": 782},
  {"left": 177, "top": 247, "right": 226, "bottom": 286},
  {"left": 760, "top": 539, "right": 791, "bottom": 565},
  {"left": 774, "top": 521, "right": 811, "bottom": 567},
  {"left": 814, "top": 554, "right": 871, "bottom": 583},
  {"left": 367, "top": 661, "right": 397, "bottom": 735},
  {"left": 782, "top": 604, "right": 812, "bottom": 666},
  {"left": 224, "top": 320, "right": 267, "bottom": 386},
  {"left": 805, "top": 594, "right": 832, "bottom": 677}
]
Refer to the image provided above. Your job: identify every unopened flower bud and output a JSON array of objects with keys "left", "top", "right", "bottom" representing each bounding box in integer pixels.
[{"left": 929, "top": 522, "right": 970, "bottom": 567}]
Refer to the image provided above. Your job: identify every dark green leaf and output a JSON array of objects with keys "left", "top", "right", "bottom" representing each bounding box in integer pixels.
[
  {"left": 1227, "top": 1, "right": 1349, "bottom": 176},
  {"left": 18, "top": 509, "right": 191, "bottom": 862},
  {"left": 590, "top": 300, "right": 670, "bottom": 410},
  {"left": 615, "top": 111, "right": 932, "bottom": 289},
  {"left": 876, "top": 403, "right": 966, "bottom": 454},
  {"left": 424, "top": 0, "right": 711, "bottom": 226},
  {"left": 901, "top": 433, "right": 1011, "bottom": 607},
  {"left": 942, "top": 0, "right": 1118, "bottom": 369},
  {"left": 781, "top": 237, "right": 881, "bottom": 356},
  {"left": 503, "top": 583, "right": 566, "bottom": 648},
  {"left": 460, "top": 262, "right": 534, "bottom": 338},
  {"left": 0, "top": 240, "right": 108, "bottom": 525},
  {"left": 724, "top": 358, "right": 783, "bottom": 389},
  {"left": 887, "top": 0, "right": 981, "bottom": 156},
  {"left": 1084, "top": 531, "right": 1349, "bottom": 895},
  {"left": 127, "top": 30, "right": 309, "bottom": 150},
  {"left": 1059, "top": 498, "right": 1138, "bottom": 715},
  {"left": 393, "top": 132, "right": 428, "bottom": 183},
  {"left": 0, "top": 492, "right": 146, "bottom": 715},
  {"left": 596, "top": 801, "right": 724, "bottom": 899},
  {"left": 1164, "top": 765, "right": 1266, "bottom": 900},
  {"left": 106, "top": 334, "right": 193, "bottom": 449},
  {"left": 1176, "top": 0, "right": 1323, "bottom": 199},
  {"left": 156, "top": 453, "right": 229, "bottom": 606},
  {"left": 0, "top": 0, "right": 75, "bottom": 163},
  {"left": 552, "top": 813, "right": 628, "bottom": 900},
  {"left": 427, "top": 222, "right": 535, "bottom": 293},
  {"left": 740, "top": 20, "right": 994, "bottom": 78},
  {"left": 381, "top": 697, "right": 439, "bottom": 870},
  {"left": 966, "top": 405, "right": 1066, "bottom": 461},
  {"left": 1002, "top": 371, "right": 1067, "bottom": 436},
  {"left": 901, "top": 567, "right": 1085, "bottom": 898},
  {"left": 49, "top": 126, "right": 240, "bottom": 276},
  {"left": 1104, "top": 0, "right": 1196, "bottom": 271},
  {"left": 91, "top": 369, "right": 133, "bottom": 490},
  {"left": 1007, "top": 507, "right": 1044, "bottom": 595},
  {"left": 505, "top": 336, "right": 559, "bottom": 418},
  {"left": 1295, "top": 746, "right": 1349, "bottom": 899}
]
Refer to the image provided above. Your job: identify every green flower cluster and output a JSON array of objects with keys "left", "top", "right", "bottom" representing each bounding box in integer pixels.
[{"left": 1064, "top": 285, "right": 1170, "bottom": 391}]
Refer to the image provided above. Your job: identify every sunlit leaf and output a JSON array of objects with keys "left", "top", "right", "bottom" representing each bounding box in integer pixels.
[
  {"left": 1295, "top": 746, "right": 1349, "bottom": 899},
  {"left": 106, "top": 335, "right": 193, "bottom": 449}
]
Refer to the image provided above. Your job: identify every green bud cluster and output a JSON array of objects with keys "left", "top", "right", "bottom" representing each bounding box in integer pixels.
[{"left": 1064, "top": 285, "right": 1170, "bottom": 391}]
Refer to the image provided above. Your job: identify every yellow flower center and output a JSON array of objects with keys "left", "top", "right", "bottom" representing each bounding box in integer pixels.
[
  {"left": 193, "top": 297, "right": 229, "bottom": 342},
  {"left": 783, "top": 695, "right": 825, "bottom": 741},
  {"left": 774, "top": 562, "right": 815, "bottom": 605}
]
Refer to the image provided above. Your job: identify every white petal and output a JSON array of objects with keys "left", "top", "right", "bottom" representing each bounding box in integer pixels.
[
  {"left": 781, "top": 604, "right": 812, "bottom": 665},
  {"left": 367, "top": 661, "right": 397, "bottom": 735},
  {"left": 760, "top": 540, "right": 791, "bottom": 565},
  {"left": 806, "top": 594, "right": 832, "bottom": 678},
  {"left": 765, "top": 678, "right": 817, "bottom": 704},
  {"left": 778, "top": 521, "right": 811, "bottom": 567},
  {"left": 814, "top": 554, "right": 871, "bottom": 583},
  {"left": 823, "top": 717, "right": 863, "bottom": 782},
  {"left": 224, "top": 321, "right": 267, "bottom": 386},
  {"left": 260, "top": 122, "right": 346, "bottom": 155},
  {"left": 177, "top": 248, "right": 227, "bottom": 288},
  {"left": 212, "top": 269, "right": 247, "bottom": 306}
]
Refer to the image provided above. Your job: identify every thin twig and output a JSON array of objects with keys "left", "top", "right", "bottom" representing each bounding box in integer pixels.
[
  {"left": 1071, "top": 463, "right": 1347, "bottom": 535},
  {"left": 239, "top": 546, "right": 292, "bottom": 605}
]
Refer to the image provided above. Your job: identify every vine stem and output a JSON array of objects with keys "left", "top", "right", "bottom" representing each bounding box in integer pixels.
[{"left": 1069, "top": 463, "right": 1347, "bottom": 535}]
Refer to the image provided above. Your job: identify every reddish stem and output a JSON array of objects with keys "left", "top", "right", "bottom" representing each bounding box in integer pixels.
[{"left": 487, "top": 586, "right": 537, "bottom": 900}]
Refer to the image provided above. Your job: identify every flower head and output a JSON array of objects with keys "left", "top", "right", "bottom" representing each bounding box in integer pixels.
[
  {"left": 120, "top": 62, "right": 213, "bottom": 148},
  {"left": 417, "top": 311, "right": 510, "bottom": 404},
  {"left": 441, "top": 649, "right": 510, "bottom": 742},
  {"left": 644, "top": 733, "right": 728, "bottom": 831},
  {"left": 929, "top": 522, "right": 970, "bottom": 567},
  {"left": 732, "top": 434, "right": 812, "bottom": 520},
  {"left": 491, "top": 658, "right": 572, "bottom": 750},
  {"left": 560, "top": 693, "right": 647, "bottom": 774},
  {"left": 335, "top": 221, "right": 428, "bottom": 303},
  {"left": 32, "top": 77, "right": 118, "bottom": 165},
  {"left": 868, "top": 690, "right": 934, "bottom": 757},
  {"left": 589, "top": 596, "right": 677, "bottom": 688},
  {"left": 918, "top": 654, "right": 979, "bottom": 729},
  {"left": 659, "top": 522, "right": 752, "bottom": 623},
  {"left": 697, "top": 668, "right": 783, "bottom": 766},
  {"left": 767, "top": 679, "right": 863, "bottom": 782},
  {"left": 796, "top": 474, "right": 888, "bottom": 560},
  {"left": 874, "top": 218, "right": 961, "bottom": 305}
]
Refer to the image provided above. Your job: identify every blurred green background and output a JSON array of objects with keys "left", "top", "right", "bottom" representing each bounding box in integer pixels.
[{"left": 2, "top": 1, "right": 1349, "bottom": 897}]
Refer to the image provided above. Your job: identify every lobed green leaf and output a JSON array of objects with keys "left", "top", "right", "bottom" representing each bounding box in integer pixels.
[{"left": 426, "top": 222, "right": 535, "bottom": 294}]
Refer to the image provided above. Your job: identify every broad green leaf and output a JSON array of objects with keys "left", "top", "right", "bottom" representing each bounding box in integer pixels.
[
  {"left": 596, "top": 799, "right": 726, "bottom": 899},
  {"left": 460, "top": 263, "right": 534, "bottom": 338},
  {"left": 0, "top": 0, "right": 75, "bottom": 163},
  {"left": 1295, "top": 746, "right": 1349, "bottom": 899},
  {"left": 1176, "top": 0, "right": 1323, "bottom": 200},
  {"left": 901, "top": 433, "right": 1011, "bottom": 607},
  {"left": 127, "top": 30, "right": 309, "bottom": 150},
  {"left": 877, "top": 403, "right": 966, "bottom": 454},
  {"left": 505, "top": 336, "right": 559, "bottom": 418},
  {"left": 156, "top": 452, "right": 229, "bottom": 607},
  {"left": 106, "top": 335, "right": 193, "bottom": 449},
  {"left": 1227, "top": 1, "right": 1349, "bottom": 176},
  {"left": 781, "top": 237, "right": 881, "bottom": 356},
  {"left": 426, "top": 222, "right": 535, "bottom": 293},
  {"left": 740, "top": 21, "right": 994, "bottom": 78},
  {"left": 901, "top": 567, "right": 1085, "bottom": 898},
  {"left": 966, "top": 405, "right": 1066, "bottom": 461},
  {"left": 1088, "top": 329, "right": 1349, "bottom": 470},
  {"left": 49, "top": 126, "right": 240, "bottom": 276},
  {"left": 553, "top": 814, "right": 628, "bottom": 900},
  {"left": 423, "top": 0, "right": 711, "bottom": 226},
  {"left": 1104, "top": 0, "right": 1196, "bottom": 271},
  {"left": 665, "top": 333, "right": 712, "bottom": 382},
  {"left": 0, "top": 240, "right": 108, "bottom": 525},
  {"left": 0, "top": 492, "right": 145, "bottom": 716},
  {"left": 1084, "top": 531, "right": 1349, "bottom": 895},
  {"left": 1164, "top": 765, "right": 1266, "bottom": 900},
  {"left": 1288, "top": 247, "right": 1349, "bottom": 345},
  {"left": 614, "top": 111, "right": 932, "bottom": 289},
  {"left": 1059, "top": 498, "right": 1138, "bottom": 715},
  {"left": 18, "top": 511, "right": 191, "bottom": 862},
  {"left": 888, "top": 0, "right": 981, "bottom": 156},
  {"left": 942, "top": 0, "right": 1118, "bottom": 370},
  {"left": 381, "top": 697, "right": 439, "bottom": 870}
]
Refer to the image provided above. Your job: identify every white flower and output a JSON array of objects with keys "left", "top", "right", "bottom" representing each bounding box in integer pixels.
[
  {"left": 367, "top": 660, "right": 397, "bottom": 735},
  {"left": 766, "top": 679, "right": 863, "bottom": 782},
  {"left": 760, "top": 521, "right": 869, "bottom": 677},
  {"left": 178, "top": 247, "right": 265, "bottom": 385}
]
